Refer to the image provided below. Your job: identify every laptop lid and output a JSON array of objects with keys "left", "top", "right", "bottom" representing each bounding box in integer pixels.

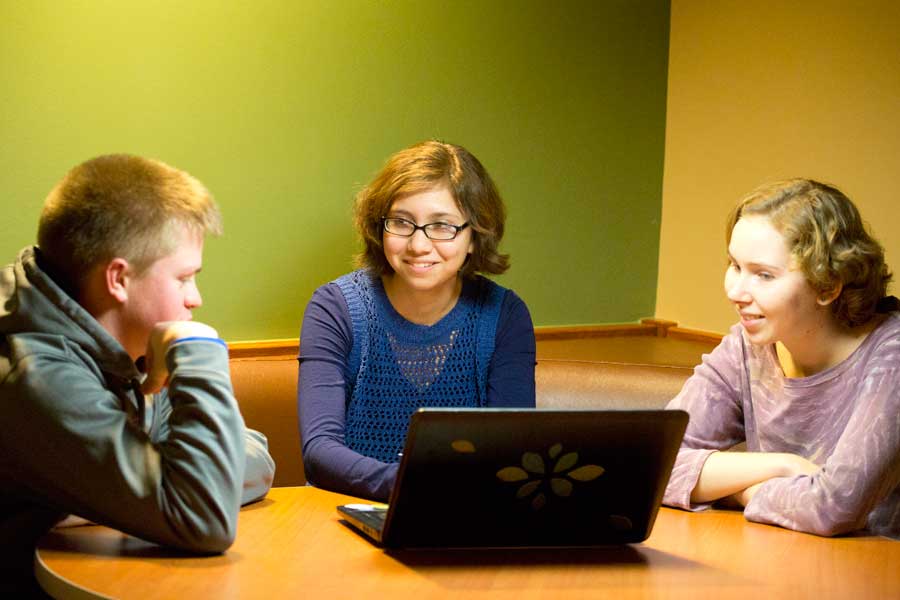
[{"left": 339, "top": 408, "right": 688, "bottom": 548}]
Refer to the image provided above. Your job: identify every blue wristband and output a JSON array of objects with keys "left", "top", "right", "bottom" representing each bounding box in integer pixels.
[{"left": 170, "top": 336, "right": 228, "bottom": 349}]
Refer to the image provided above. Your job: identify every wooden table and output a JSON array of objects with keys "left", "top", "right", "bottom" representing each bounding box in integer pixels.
[{"left": 35, "top": 486, "right": 899, "bottom": 599}]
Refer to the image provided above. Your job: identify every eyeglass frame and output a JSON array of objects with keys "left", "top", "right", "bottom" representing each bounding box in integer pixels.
[{"left": 380, "top": 216, "right": 470, "bottom": 241}]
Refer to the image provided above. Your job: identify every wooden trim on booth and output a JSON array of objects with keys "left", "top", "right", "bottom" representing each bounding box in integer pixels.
[
  {"left": 639, "top": 318, "right": 678, "bottom": 337},
  {"left": 531, "top": 323, "right": 658, "bottom": 340},
  {"left": 665, "top": 326, "right": 725, "bottom": 344},
  {"left": 226, "top": 319, "right": 726, "bottom": 360},
  {"left": 638, "top": 318, "right": 723, "bottom": 344},
  {"left": 229, "top": 339, "right": 299, "bottom": 360}
]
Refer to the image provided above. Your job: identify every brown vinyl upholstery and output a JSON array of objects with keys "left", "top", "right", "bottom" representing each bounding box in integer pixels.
[
  {"left": 536, "top": 359, "right": 692, "bottom": 410},
  {"left": 230, "top": 356, "right": 304, "bottom": 488},
  {"left": 230, "top": 357, "right": 695, "bottom": 487}
]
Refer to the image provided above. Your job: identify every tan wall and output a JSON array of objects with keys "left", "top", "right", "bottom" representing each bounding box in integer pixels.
[{"left": 657, "top": 0, "right": 900, "bottom": 333}]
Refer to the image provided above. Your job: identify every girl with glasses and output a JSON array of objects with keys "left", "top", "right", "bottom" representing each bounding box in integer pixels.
[
  {"left": 297, "top": 140, "right": 536, "bottom": 501},
  {"left": 663, "top": 179, "right": 900, "bottom": 538}
]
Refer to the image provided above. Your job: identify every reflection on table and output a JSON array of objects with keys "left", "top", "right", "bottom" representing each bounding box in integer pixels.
[{"left": 36, "top": 486, "right": 899, "bottom": 599}]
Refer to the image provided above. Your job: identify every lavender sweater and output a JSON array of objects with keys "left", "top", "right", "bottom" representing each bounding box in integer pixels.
[{"left": 664, "top": 313, "right": 900, "bottom": 538}]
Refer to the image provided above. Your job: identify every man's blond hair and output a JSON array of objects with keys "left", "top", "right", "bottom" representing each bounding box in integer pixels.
[{"left": 38, "top": 154, "right": 222, "bottom": 293}]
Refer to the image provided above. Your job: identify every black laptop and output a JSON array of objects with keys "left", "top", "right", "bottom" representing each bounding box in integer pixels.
[{"left": 337, "top": 408, "right": 688, "bottom": 547}]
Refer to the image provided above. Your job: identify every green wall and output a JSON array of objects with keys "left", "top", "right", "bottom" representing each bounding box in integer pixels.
[{"left": 0, "top": 0, "right": 670, "bottom": 341}]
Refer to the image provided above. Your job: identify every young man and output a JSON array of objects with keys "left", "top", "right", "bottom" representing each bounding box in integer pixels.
[{"left": 0, "top": 154, "right": 275, "bottom": 595}]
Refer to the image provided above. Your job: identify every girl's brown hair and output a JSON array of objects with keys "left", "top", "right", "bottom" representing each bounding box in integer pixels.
[{"left": 354, "top": 140, "right": 509, "bottom": 278}]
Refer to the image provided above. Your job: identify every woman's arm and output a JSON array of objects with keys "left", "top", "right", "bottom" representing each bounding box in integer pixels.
[
  {"left": 665, "top": 332, "right": 823, "bottom": 509},
  {"left": 691, "top": 451, "right": 819, "bottom": 503},
  {"left": 740, "top": 364, "right": 900, "bottom": 536},
  {"left": 485, "top": 290, "right": 536, "bottom": 408},
  {"left": 297, "top": 284, "right": 398, "bottom": 501},
  {"left": 663, "top": 328, "right": 751, "bottom": 510}
]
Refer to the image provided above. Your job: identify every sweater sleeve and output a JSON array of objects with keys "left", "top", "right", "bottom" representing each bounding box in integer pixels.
[
  {"left": 663, "top": 329, "right": 747, "bottom": 511},
  {"left": 297, "top": 284, "right": 398, "bottom": 501},
  {"left": 151, "top": 382, "right": 275, "bottom": 506},
  {"left": 4, "top": 338, "right": 245, "bottom": 553},
  {"left": 486, "top": 290, "right": 536, "bottom": 408},
  {"left": 240, "top": 428, "right": 276, "bottom": 504},
  {"left": 743, "top": 362, "right": 900, "bottom": 537}
]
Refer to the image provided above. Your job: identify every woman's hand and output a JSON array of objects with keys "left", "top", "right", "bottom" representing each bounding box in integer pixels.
[{"left": 777, "top": 453, "right": 820, "bottom": 477}]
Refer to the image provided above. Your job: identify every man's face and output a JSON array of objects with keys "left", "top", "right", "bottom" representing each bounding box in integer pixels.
[{"left": 119, "top": 225, "right": 205, "bottom": 359}]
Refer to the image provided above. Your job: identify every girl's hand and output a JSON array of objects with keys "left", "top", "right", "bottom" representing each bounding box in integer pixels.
[
  {"left": 729, "top": 454, "right": 821, "bottom": 506},
  {"left": 692, "top": 451, "right": 822, "bottom": 504}
]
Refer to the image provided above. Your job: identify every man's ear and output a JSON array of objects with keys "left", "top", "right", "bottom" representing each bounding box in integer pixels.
[
  {"left": 105, "top": 258, "right": 132, "bottom": 304},
  {"left": 817, "top": 282, "right": 843, "bottom": 306}
]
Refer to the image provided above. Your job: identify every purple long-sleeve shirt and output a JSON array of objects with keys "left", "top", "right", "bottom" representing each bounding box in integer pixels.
[
  {"left": 297, "top": 279, "right": 536, "bottom": 501},
  {"left": 664, "top": 313, "right": 900, "bottom": 538}
]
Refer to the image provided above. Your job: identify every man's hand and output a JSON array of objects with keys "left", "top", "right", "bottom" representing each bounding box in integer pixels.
[{"left": 141, "top": 321, "right": 219, "bottom": 394}]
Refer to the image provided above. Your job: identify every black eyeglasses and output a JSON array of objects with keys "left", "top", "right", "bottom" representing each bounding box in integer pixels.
[{"left": 381, "top": 217, "right": 470, "bottom": 240}]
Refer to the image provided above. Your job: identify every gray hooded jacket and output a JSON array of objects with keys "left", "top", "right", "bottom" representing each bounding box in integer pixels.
[{"left": 0, "top": 246, "right": 273, "bottom": 594}]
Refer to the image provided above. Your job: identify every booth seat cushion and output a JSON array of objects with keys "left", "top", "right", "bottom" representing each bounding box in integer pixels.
[
  {"left": 229, "top": 357, "right": 695, "bottom": 487},
  {"left": 536, "top": 359, "right": 692, "bottom": 410}
]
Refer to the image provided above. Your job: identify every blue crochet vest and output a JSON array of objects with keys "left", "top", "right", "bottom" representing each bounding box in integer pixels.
[{"left": 335, "top": 269, "right": 506, "bottom": 463}]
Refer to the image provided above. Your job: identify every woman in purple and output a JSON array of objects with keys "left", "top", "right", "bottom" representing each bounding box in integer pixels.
[
  {"left": 297, "top": 141, "right": 536, "bottom": 501},
  {"left": 664, "top": 179, "right": 899, "bottom": 538}
]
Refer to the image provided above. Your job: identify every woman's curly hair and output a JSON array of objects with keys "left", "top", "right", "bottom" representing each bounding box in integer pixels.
[{"left": 726, "top": 179, "right": 892, "bottom": 327}]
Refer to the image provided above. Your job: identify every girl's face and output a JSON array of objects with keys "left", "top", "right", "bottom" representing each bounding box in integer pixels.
[
  {"left": 724, "top": 215, "right": 828, "bottom": 350},
  {"left": 382, "top": 185, "right": 473, "bottom": 297}
]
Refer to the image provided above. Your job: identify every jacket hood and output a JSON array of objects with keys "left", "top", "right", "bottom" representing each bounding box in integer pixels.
[{"left": 0, "top": 246, "right": 139, "bottom": 380}]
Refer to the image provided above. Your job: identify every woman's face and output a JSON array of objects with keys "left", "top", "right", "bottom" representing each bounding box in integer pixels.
[
  {"left": 382, "top": 185, "right": 473, "bottom": 297},
  {"left": 724, "top": 215, "right": 827, "bottom": 349}
]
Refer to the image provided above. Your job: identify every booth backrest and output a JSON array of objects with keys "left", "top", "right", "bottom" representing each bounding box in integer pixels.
[
  {"left": 230, "top": 357, "right": 695, "bottom": 487},
  {"left": 536, "top": 359, "right": 692, "bottom": 410},
  {"left": 230, "top": 357, "right": 304, "bottom": 488}
]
